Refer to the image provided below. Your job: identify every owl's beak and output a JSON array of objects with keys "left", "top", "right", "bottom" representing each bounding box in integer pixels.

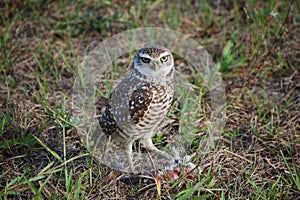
[{"left": 153, "top": 61, "right": 159, "bottom": 72}]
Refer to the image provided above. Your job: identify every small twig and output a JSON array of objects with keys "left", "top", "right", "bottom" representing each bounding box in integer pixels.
[
  {"left": 223, "top": 149, "right": 253, "bottom": 164},
  {"left": 242, "top": 0, "right": 295, "bottom": 88}
]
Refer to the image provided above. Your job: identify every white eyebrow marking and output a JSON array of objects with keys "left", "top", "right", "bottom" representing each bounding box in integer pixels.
[
  {"left": 139, "top": 53, "right": 152, "bottom": 59},
  {"left": 160, "top": 52, "right": 170, "bottom": 58}
]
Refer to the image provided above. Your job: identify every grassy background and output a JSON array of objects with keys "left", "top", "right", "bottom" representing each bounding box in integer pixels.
[{"left": 0, "top": 0, "right": 299, "bottom": 199}]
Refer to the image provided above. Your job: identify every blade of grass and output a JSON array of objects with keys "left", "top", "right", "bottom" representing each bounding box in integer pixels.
[
  {"left": 33, "top": 135, "right": 63, "bottom": 163},
  {"left": 280, "top": 150, "right": 300, "bottom": 191}
]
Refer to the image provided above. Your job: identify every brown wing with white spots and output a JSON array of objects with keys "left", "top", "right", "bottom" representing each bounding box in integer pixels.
[
  {"left": 99, "top": 101, "right": 119, "bottom": 135},
  {"left": 99, "top": 82, "right": 154, "bottom": 134},
  {"left": 129, "top": 83, "right": 153, "bottom": 124}
]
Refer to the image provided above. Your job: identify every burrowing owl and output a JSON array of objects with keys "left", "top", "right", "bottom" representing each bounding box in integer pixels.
[{"left": 99, "top": 45, "right": 174, "bottom": 171}]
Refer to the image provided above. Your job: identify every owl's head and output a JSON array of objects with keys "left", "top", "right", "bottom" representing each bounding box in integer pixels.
[{"left": 133, "top": 45, "right": 174, "bottom": 77}]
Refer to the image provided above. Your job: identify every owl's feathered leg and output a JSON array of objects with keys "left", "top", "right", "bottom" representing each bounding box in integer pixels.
[
  {"left": 124, "top": 140, "right": 135, "bottom": 172},
  {"left": 142, "top": 137, "right": 173, "bottom": 160}
]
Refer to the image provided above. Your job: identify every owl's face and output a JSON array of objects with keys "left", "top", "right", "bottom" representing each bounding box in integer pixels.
[{"left": 133, "top": 45, "right": 174, "bottom": 77}]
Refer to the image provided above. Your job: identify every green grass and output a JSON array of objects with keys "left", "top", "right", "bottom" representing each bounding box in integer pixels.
[{"left": 0, "top": 0, "right": 299, "bottom": 199}]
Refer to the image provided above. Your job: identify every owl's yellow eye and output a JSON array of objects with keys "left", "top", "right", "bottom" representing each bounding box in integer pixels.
[
  {"left": 160, "top": 56, "right": 168, "bottom": 62},
  {"left": 141, "top": 57, "right": 150, "bottom": 63}
]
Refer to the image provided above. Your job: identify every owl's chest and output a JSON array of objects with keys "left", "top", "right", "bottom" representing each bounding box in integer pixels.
[
  {"left": 146, "top": 84, "right": 173, "bottom": 114},
  {"left": 104, "top": 71, "right": 174, "bottom": 138},
  {"left": 128, "top": 83, "right": 173, "bottom": 132}
]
